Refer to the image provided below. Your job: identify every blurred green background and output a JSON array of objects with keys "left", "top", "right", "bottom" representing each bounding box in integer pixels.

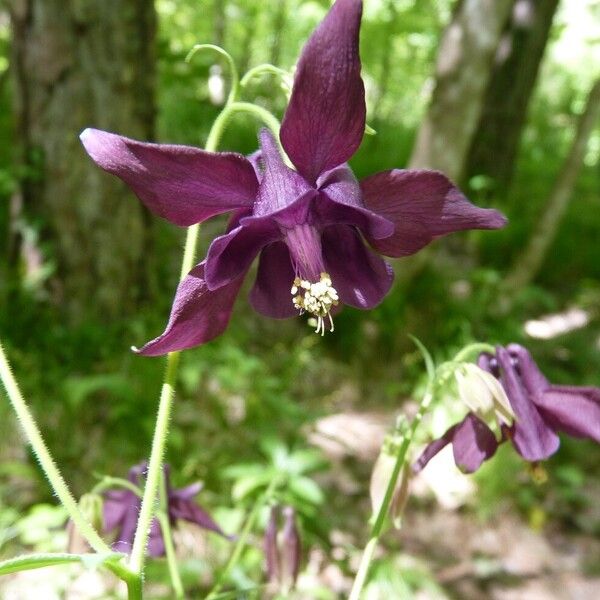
[{"left": 0, "top": 0, "right": 599, "bottom": 598}]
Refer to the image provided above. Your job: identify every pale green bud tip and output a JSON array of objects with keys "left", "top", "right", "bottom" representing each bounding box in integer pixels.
[{"left": 455, "top": 364, "right": 515, "bottom": 439}]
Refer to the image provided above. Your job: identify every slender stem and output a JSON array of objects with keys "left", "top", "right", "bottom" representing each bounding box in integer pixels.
[
  {"left": 91, "top": 477, "right": 143, "bottom": 497},
  {"left": 453, "top": 343, "right": 495, "bottom": 363},
  {"left": 0, "top": 341, "right": 113, "bottom": 555},
  {"left": 205, "top": 479, "right": 279, "bottom": 600},
  {"left": 348, "top": 388, "right": 433, "bottom": 600},
  {"left": 128, "top": 351, "right": 181, "bottom": 574},
  {"left": 158, "top": 472, "right": 184, "bottom": 598}
]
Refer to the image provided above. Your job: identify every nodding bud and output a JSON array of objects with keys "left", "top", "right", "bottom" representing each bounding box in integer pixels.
[
  {"left": 370, "top": 452, "right": 411, "bottom": 529},
  {"left": 67, "top": 493, "right": 104, "bottom": 554},
  {"left": 263, "top": 505, "right": 302, "bottom": 593},
  {"left": 455, "top": 363, "right": 515, "bottom": 439}
]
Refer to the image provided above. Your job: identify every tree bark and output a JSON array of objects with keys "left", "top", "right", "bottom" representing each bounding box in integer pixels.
[
  {"left": 466, "top": 0, "right": 560, "bottom": 189},
  {"left": 502, "top": 79, "right": 600, "bottom": 293},
  {"left": 410, "top": 0, "right": 514, "bottom": 181},
  {"left": 9, "top": 0, "right": 156, "bottom": 321}
]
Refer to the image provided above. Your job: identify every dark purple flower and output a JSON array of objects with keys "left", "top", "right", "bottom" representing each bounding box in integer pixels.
[
  {"left": 414, "top": 344, "right": 600, "bottom": 474},
  {"left": 103, "top": 462, "right": 227, "bottom": 557},
  {"left": 80, "top": 0, "right": 505, "bottom": 354}
]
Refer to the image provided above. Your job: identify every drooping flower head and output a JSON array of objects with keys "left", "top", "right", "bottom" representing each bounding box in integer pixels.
[
  {"left": 103, "top": 462, "right": 227, "bottom": 557},
  {"left": 81, "top": 0, "right": 506, "bottom": 354},
  {"left": 414, "top": 344, "right": 600, "bottom": 474}
]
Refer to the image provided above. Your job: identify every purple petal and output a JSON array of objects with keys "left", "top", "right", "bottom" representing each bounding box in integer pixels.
[
  {"left": 496, "top": 346, "right": 560, "bottom": 461},
  {"left": 147, "top": 519, "right": 166, "bottom": 557},
  {"left": 169, "top": 498, "right": 228, "bottom": 538},
  {"left": 204, "top": 220, "right": 281, "bottom": 290},
  {"left": 254, "top": 130, "right": 314, "bottom": 218},
  {"left": 80, "top": 128, "right": 258, "bottom": 226},
  {"left": 135, "top": 262, "right": 244, "bottom": 356},
  {"left": 102, "top": 492, "right": 131, "bottom": 533},
  {"left": 535, "top": 386, "right": 600, "bottom": 443},
  {"left": 280, "top": 0, "right": 366, "bottom": 183},
  {"left": 281, "top": 506, "right": 301, "bottom": 588},
  {"left": 506, "top": 344, "right": 550, "bottom": 395},
  {"left": 360, "top": 169, "right": 507, "bottom": 257},
  {"left": 316, "top": 165, "right": 394, "bottom": 239},
  {"left": 169, "top": 482, "right": 203, "bottom": 501},
  {"left": 249, "top": 242, "right": 298, "bottom": 319},
  {"left": 451, "top": 413, "right": 499, "bottom": 473},
  {"left": 322, "top": 225, "right": 393, "bottom": 309},
  {"left": 111, "top": 502, "right": 140, "bottom": 554},
  {"left": 412, "top": 425, "right": 458, "bottom": 473}
]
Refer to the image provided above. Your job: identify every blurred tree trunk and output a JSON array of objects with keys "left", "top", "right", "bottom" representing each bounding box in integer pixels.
[
  {"left": 237, "top": 2, "right": 259, "bottom": 76},
  {"left": 9, "top": 0, "right": 156, "bottom": 321},
  {"left": 410, "top": 0, "right": 514, "bottom": 181},
  {"left": 269, "top": 0, "right": 287, "bottom": 67},
  {"left": 502, "top": 78, "right": 600, "bottom": 295},
  {"left": 466, "top": 0, "right": 560, "bottom": 189}
]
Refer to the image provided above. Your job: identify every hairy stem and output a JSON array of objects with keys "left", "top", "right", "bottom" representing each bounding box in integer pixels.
[{"left": 348, "top": 388, "right": 433, "bottom": 600}]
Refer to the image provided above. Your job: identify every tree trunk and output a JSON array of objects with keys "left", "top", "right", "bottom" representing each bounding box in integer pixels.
[
  {"left": 9, "top": 0, "right": 156, "bottom": 321},
  {"left": 410, "top": 0, "right": 514, "bottom": 181},
  {"left": 213, "top": 0, "right": 226, "bottom": 48},
  {"left": 466, "top": 0, "right": 560, "bottom": 189},
  {"left": 502, "top": 79, "right": 600, "bottom": 294},
  {"left": 373, "top": 0, "right": 398, "bottom": 122}
]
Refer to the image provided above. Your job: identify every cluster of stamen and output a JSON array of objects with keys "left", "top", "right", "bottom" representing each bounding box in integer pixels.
[{"left": 291, "top": 272, "right": 339, "bottom": 335}]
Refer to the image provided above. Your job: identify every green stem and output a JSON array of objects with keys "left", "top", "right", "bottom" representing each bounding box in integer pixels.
[
  {"left": 91, "top": 476, "right": 143, "bottom": 497},
  {"left": 348, "top": 388, "right": 433, "bottom": 600},
  {"left": 205, "top": 479, "right": 279, "bottom": 600},
  {"left": 0, "top": 341, "right": 113, "bottom": 556},
  {"left": 453, "top": 343, "right": 495, "bottom": 363},
  {"left": 186, "top": 44, "right": 239, "bottom": 106},
  {"left": 158, "top": 472, "right": 184, "bottom": 598},
  {"left": 128, "top": 96, "right": 282, "bottom": 582}
]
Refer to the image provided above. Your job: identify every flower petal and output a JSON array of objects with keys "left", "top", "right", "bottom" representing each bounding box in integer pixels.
[
  {"left": 135, "top": 262, "right": 244, "bottom": 355},
  {"left": 451, "top": 413, "right": 499, "bottom": 473},
  {"left": 360, "top": 169, "right": 507, "bottom": 257},
  {"left": 496, "top": 346, "right": 560, "bottom": 461},
  {"left": 254, "top": 130, "right": 314, "bottom": 217},
  {"left": 322, "top": 225, "right": 393, "bottom": 309},
  {"left": 102, "top": 491, "right": 131, "bottom": 533},
  {"left": 147, "top": 519, "right": 166, "bottom": 557},
  {"left": 80, "top": 128, "right": 258, "bottom": 226},
  {"left": 249, "top": 242, "right": 298, "bottom": 319},
  {"left": 280, "top": 0, "right": 366, "bottom": 183},
  {"left": 506, "top": 343, "right": 550, "bottom": 394},
  {"left": 412, "top": 425, "right": 457, "bottom": 473},
  {"left": 169, "top": 498, "right": 228, "bottom": 537},
  {"left": 316, "top": 165, "right": 394, "bottom": 239},
  {"left": 534, "top": 386, "right": 600, "bottom": 443},
  {"left": 204, "top": 220, "right": 281, "bottom": 290}
]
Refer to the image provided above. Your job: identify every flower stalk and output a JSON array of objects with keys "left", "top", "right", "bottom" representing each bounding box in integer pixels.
[{"left": 348, "top": 387, "right": 433, "bottom": 600}]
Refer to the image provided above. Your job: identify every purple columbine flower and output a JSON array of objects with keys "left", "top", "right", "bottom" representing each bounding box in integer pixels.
[
  {"left": 414, "top": 344, "right": 600, "bottom": 474},
  {"left": 80, "top": 0, "right": 505, "bottom": 354},
  {"left": 103, "top": 462, "right": 227, "bottom": 557}
]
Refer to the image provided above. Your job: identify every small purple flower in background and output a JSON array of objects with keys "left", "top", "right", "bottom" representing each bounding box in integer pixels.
[
  {"left": 414, "top": 344, "right": 600, "bottom": 474},
  {"left": 80, "top": 0, "right": 505, "bottom": 354},
  {"left": 103, "top": 462, "right": 227, "bottom": 557},
  {"left": 264, "top": 505, "right": 302, "bottom": 594}
]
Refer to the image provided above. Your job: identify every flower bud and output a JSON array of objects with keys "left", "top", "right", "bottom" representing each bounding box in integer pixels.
[
  {"left": 455, "top": 363, "right": 515, "bottom": 439},
  {"left": 263, "top": 505, "right": 302, "bottom": 593}
]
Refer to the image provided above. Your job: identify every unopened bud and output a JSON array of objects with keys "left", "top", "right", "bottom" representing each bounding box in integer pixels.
[
  {"left": 455, "top": 363, "right": 515, "bottom": 439},
  {"left": 263, "top": 505, "right": 302, "bottom": 593}
]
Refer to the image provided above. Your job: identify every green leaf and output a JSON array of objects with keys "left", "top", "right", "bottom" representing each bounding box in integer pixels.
[
  {"left": 288, "top": 476, "right": 324, "bottom": 506},
  {"left": 0, "top": 552, "right": 123, "bottom": 576}
]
